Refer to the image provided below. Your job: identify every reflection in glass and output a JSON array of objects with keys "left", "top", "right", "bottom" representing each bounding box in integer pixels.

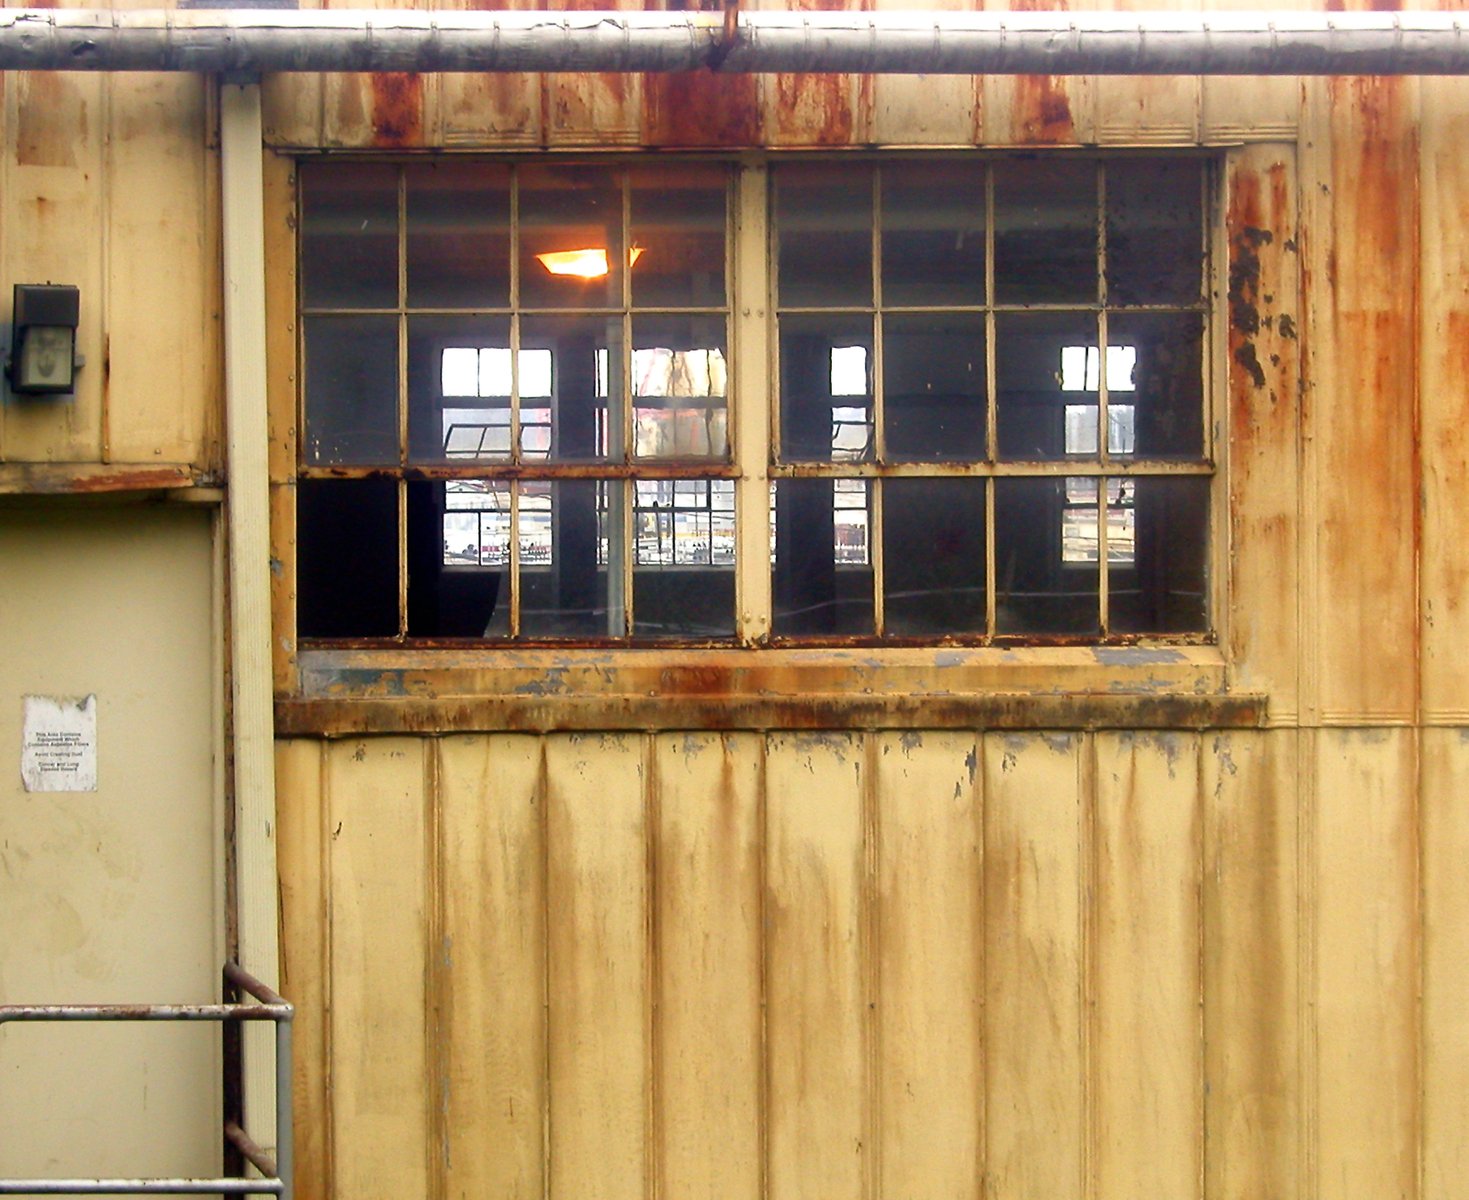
[
  {"left": 632, "top": 316, "right": 729, "bottom": 459},
  {"left": 303, "top": 316, "right": 398, "bottom": 465},
  {"left": 884, "top": 479, "right": 986, "bottom": 636},
  {"left": 995, "top": 312, "right": 1100, "bottom": 460},
  {"left": 1106, "top": 159, "right": 1204, "bottom": 306},
  {"left": 519, "top": 165, "right": 625, "bottom": 310},
  {"left": 632, "top": 479, "right": 736, "bottom": 637},
  {"left": 883, "top": 313, "right": 987, "bottom": 461},
  {"left": 300, "top": 163, "right": 398, "bottom": 309},
  {"left": 775, "top": 164, "right": 873, "bottom": 308},
  {"left": 522, "top": 314, "right": 619, "bottom": 462},
  {"left": 519, "top": 479, "right": 615, "bottom": 638},
  {"left": 407, "top": 316, "right": 511, "bottom": 463},
  {"left": 994, "top": 160, "right": 1097, "bottom": 305},
  {"left": 881, "top": 161, "right": 986, "bottom": 306},
  {"left": 772, "top": 479, "right": 874, "bottom": 635},
  {"left": 1110, "top": 476, "right": 1209, "bottom": 632},
  {"left": 779, "top": 314, "right": 873, "bottom": 462},
  {"left": 406, "top": 162, "right": 510, "bottom": 308},
  {"left": 631, "top": 164, "right": 727, "bottom": 308},
  {"left": 994, "top": 477, "right": 1099, "bottom": 635},
  {"left": 1107, "top": 312, "right": 1204, "bottom": 457},
  {"left": 407, "top": 480, "right": 506, "bottom": 637}
]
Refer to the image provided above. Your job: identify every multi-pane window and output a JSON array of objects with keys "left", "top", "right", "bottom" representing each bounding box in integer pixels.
[
  {"left": 294, "top": 155, "right": 1211, "bottom": 645},
  {"left": 769, "top": 157, "right": 1211, "bottom": 639}
]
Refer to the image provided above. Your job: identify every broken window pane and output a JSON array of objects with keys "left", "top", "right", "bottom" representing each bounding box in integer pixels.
[
  {"left": 775, "top": 164, "right": 873, "bottom": 308},
  {"left": 630, "top": 164, "right": 727, "bottom": 308},
  {"left": 772, "top": 479, "right": 874, "bottom": 636},
  {"left": 300, "top": 163, "right": 398, "bottom": 309},
  {"left": 632, "top": 316, "right": 729, "bottom": 459},
  {"left": 296, "top": 478, "right": 399, "bottom": 638},
  {"left": 632, "top": 479, "right": 736, "bottom": 638},
  {"left": 883, "top": 479, "right": 986, "bottom": 636},
  {"left": 883, "top": 313, "right": 987, "bottom": 461},
  {"left": 1108, "top": 312, "right": 1205, "bottom": 458},
  {"left": 518, "top": 479, "right": 618, "bottom": 638},
  {"left": 407, "top": 480, "right": 508, "bottom": 638},
  {"left": 994, "top": 477, "right": 1099, "bottom": 635},
  {"left": 881, "top": 161, "right": 986, "bottom": 306},
  {"left": 303, "top": 316, "right": 398, "bottom": 466},
  {"left": 779, "top": 314, "right": 873, "bottom": 462},
  {"left": 519, "top": 165, "right": 626, "bottom": 311},
  {"left": 995, "top": 312, "right": 1101, "bottom": 460},
  {"left": 1110, "top": 476, "right": 1209, "bottom": 632},
  {"left": 993, "top": 160, "right": 1098, "bottom": 305},
  {"left": 406, "top": 162, "right": 511, "bottom": 309},
  {"left": 1105, "top": 159, "right": 1204, "bottom": 306}
]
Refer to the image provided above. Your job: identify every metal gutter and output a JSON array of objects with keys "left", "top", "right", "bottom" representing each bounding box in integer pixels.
[{"left": 1, "top": 7, "right": 1469, "bottom": 75}]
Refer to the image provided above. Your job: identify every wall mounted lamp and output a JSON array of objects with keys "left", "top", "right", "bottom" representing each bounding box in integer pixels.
[{"left": 7, "top": 284, "right": 81, "bottom": 396}]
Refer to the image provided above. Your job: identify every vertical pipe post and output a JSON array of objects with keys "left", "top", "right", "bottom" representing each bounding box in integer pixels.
[{"left": 221, "top": 78, "right": 281, "bottom": 1165}]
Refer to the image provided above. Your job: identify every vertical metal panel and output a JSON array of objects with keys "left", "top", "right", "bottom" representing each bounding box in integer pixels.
[
  {"left": 1417, "top": 76, "right": 1469, "bottom": 722},
  {"left": 758, "top": 0, "right": 867, "bottom": 148},
  {"left": 643, "top": 70, "right": 760, "bottom": 148},
  {"left": 1299, "top": 75, "right": 1420, "bottom": 724},
  {"left": 439, "top": 0, "right": 541, "bottom": 150},
  {"left": 105, "top": 73, "right": 217, "bottom": 465},
  {"left": 1201, "top": 730, "right": 1300, "bottom": 1200},
  {"left": 1, "top": 70, "right": 106, "bottom": 462},
  {"left": 325, "top": 737, "right": 432, "bottom": 1199},
  {"left": 867, "top": 0, "right": 979, "bottom": 147},
  {"left": 264, "top": 150, "right": 298, "bottom": 489},
  {"left": 1092, "top": 732, "right": 1202, "bottom": 1200},
  {"left": 765, "top": 732, "right": 867, "bottom": 1200},
  {"left": 1092, "top": 0, "right": 1202, "bottom": 146},
  {"left": 437, "top": 735, "right": 547, "bottom": 1200},
  {"left": 262, "top": 71, "right": 324, "bottom": 149},
  {"left": 1226, "top": 147, "right": 1302, "bottom": 720},
  {"left": 1312, "top": 728, "right": 1418, "bottom": 1200},
  {"left": 1420, "top": 727, "right": 1469, "bottom": 1198},
  {"left": 275, "top": 739, "right": 330, "bottom": 1200},
  {"left": 1199, "top": 0, "right": 1303, "bottom": 142},
  {"left": 652, "top": 733, "right": 763, "bottom": 1200},
  {"left": 874, "top": 731, "right": 982, "bottom": 1200},
  {"left": 981, "top": 731, "right": 1086, "bottom": 1200},
  {"left": 980, "top": 1, "right": 1090, "bottom": 146},
  {"left": 546, "top": 0, "right": 642, "bottom": 146},
  {"left": 545, "top": 733, "right": 648, "bottom": 1200},
  {"left": 319, "top": 0, "right": 428, "bottom": 149}
]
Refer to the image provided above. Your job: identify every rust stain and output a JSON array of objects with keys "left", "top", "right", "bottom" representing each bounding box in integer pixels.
[
  {"left": 370, "top": 73, "right": 424, "bottom": 148},
  {"left": 643, "top": 72, "right": 759, "bottom": 147},
  {"left": 1430, "top": 309, "right": 1469, "bottom": 614},
  {"left": 1013, "top": 75, "right": 1074, "bottom": 144},
  {"left": 16, "top": 74, "right": 84, "bottom": 168},
  {"left": 772, "top": 74, "right": 855, "bottom": 146}
]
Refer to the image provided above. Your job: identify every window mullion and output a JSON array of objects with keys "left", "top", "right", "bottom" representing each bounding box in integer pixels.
[{"left": 734, "top": 162, "right": 772, "bottom": 645}]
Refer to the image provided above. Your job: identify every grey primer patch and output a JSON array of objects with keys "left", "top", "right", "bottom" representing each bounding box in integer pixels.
[{"left": 1092, "top": 646, "right": 1188, "bottom": 666}]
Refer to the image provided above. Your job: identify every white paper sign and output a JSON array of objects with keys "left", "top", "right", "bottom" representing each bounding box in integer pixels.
[{"left": 21, "top": 694, "right": 97, "bottom": 792}]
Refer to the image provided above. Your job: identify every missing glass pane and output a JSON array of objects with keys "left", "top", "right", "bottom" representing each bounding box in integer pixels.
[
  {"left": 1109, "top": 476, "right": 1209, "bottom": 632},
  {"left": 994, "top": 477, "right": 1099, "bottom": 635},
  {"left": 297, "top": 478, "right": 399, "bottom": 638},
  {"left": 772, "top": 479, "right": 874, "bottom": 636}
]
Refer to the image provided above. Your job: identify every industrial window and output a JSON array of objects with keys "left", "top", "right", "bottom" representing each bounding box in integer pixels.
[{"left": 295, "top": 155, "right": 1211, "bottom": 644}]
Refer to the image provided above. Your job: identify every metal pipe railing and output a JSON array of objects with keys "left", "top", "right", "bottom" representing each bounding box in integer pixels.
[
  {"left": 0, "top": 962, "right": 293, "bottom": 1200},
  {"left": 1, "top": 8, "right": 1469, "bottom": 76}
]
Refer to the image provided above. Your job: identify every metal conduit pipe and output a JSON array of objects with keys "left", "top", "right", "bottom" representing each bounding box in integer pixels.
[{"left": 2, "top": 7, "right": 1469, "bottom": 75}]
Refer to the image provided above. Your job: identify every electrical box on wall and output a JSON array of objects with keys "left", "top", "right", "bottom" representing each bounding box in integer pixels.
[{"left": 6, "top": 284, "right": 81, "bottom": 399}]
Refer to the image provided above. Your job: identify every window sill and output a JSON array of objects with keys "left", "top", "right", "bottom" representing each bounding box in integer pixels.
[{"left": 277, "top": 645, "right": 1264, "bottom": 735}]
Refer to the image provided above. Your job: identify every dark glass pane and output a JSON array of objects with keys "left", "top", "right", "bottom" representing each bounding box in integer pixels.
[
  {"left": 303, "top": 316, "right": 398, "bottom": 465},
  {"left": 520, "top": 314, "right": 621, "bottom": 462},
  {"left": 519, "top": 480, "right": 617, "bottom": 637},
  {"left": 296, "top": 478, "right": 398, "bottom": 638},
  {"left": 881, "top": 161, "right": 986, "bottom": 306},
  {"left": 631, "top": 315, "right": 728, "bottom": 459},
  {"left": 883, "top": 313, "right": 987, "bottom": 461},
  {"left": 775, "top": 163, "right": 873, "bottom": 308},
  {"left": 772, "top": 478, "right": 874, "bottom": 636},
  {"left": 994, "top": 160, "right": 1098, "bottom": 305},
  {"left": 406, "top": 162, "right": 510, "bottom": 309},
  {"left": 300, "top": 163, "right": 398, "bottom": 309},
  {"left": 632, "top": 479, "right": 736, "bottom": 637},
  {"left": 631, "top": 164, "right": 728, "bottom": 308},
  {"left": 995, "top": 311, "right": 1101, "bottom": 460},
  {"left": 519, "top": 165, "right": 624, "bottom": 311},
  {"left": 994, "top": 477, "right": 1099, "bottom": 635},
  {"left": 778, "top": 313, "right": 873, "bottom": 462},
  {"left": 883, "top": 479, "right": 987, "bottom": 636},
  {"left": 1110, "top": 476, "right": 1209, "bottom": 633},
  {"left": 406, "top": 480, "right": 507, "bottom": 637},
  {"left": 406, "top": 316, "right": 513, "bottom": 464},
  {"left": 1105, "top": 159, "right": 1204, "bottom": 306},
  {"left": 1108, "top": 312, "right": 1205, "bottom": 458}
]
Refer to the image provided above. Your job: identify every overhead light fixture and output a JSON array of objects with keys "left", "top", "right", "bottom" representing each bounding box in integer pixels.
[
  {"left": 7, "top": 284, "right": 80, "bottom": 396},
  {"left": 536, "top": 247, "right": 645, "bottom": 280}
]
